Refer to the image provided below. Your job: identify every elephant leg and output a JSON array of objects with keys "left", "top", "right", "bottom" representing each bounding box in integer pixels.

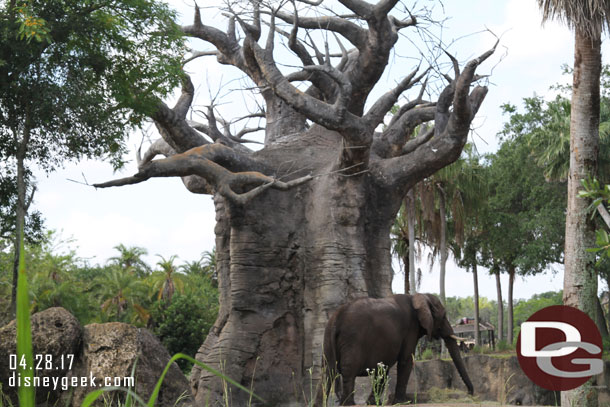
[
  {"left": 393, "top": 355, "right": 414, "bottom": 403},
  {"left": 340, "top": 374, "right": 356, "bottom": 406}
]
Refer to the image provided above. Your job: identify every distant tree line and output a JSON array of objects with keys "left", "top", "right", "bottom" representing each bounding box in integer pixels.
[{"left": 0, "top": 232, "right": 218, "bottom": 371}]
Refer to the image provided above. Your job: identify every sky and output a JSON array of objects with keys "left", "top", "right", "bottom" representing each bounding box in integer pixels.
[{"left": 30, "top": 0, "right": 609, "bottom": 303}]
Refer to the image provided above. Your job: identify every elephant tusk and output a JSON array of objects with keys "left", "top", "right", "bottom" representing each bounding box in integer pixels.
[{"left": 450, "top": 334, "right": 465, "bottom": 342}]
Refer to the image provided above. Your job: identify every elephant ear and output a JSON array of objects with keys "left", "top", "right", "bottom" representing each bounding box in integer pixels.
[{"left": 412, "top": 294, "right": 434, "bottom": 339}]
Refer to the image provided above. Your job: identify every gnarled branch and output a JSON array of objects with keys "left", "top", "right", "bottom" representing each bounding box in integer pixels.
[
  {"left": 373, "top": 41, "right": 498, "bottom": 190},
  {"left": 94, "top": 144, "right": 311, "bottom": 206}
]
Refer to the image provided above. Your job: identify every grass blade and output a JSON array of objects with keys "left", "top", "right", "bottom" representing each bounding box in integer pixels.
[
  {"left": 16, "top": 229, "right": 35, "bottom": 407},
  {"left": 146, "top": 353, "right": 265, "bottom": 407},
  {"left": 81, "top": 387, "right": 148, "bottom": 407}
]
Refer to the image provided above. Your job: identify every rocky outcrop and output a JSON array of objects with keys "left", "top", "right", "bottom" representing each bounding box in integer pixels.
[
  {"left": 68, "top": 322, "right": 191, "bottom": 407},
  {"left": 408, "top": 354, "right": 560, "bottom": 405},
  {"left": 0, "top": 308, "right": 191, "bottom": 407},
  {"left": 351, "top": 354, "right": 610, "bottom": 406},
  {"left": 0, "top": 307, "right": 82, "bottom": 405}
]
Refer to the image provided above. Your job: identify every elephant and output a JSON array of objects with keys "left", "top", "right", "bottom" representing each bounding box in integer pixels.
[{"left": 319, "top": 293, "right": 473, "bottom": 406}]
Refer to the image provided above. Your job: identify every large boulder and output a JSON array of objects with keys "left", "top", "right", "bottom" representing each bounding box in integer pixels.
[
  {"left": 68, "top": 322, "right": 191, "bottom": 407},
  {"left": 0, "top": 307, "right": 82, "bottom": 405}
]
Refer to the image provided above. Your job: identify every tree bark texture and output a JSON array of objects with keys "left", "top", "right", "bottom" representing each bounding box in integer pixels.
[
  {"left": 494, "top": 266, "right": 503, "bottom": 343},
  {"left": 507, "top": 265, "right": 515, "bottom": 345},
  {"left": 406, "top": 188, "right": 417, "bottom": 294},
  {"left": 473, "top": 263, "right": 480, "bottom": 346},
  {"left": 92, "top": 4, "right": 496, "bottom": 404},
  {"left": 438, "top": 186, "right": 447, "bottom": 304},
  {"left": 189, "top": 171, "right": 399, "bottom": 405},
  {"left": 403, "top": 252, "right": 410, "bottom": 295},
  {"left": 561, "top": 28, "right": 601, "bottom": 407}
]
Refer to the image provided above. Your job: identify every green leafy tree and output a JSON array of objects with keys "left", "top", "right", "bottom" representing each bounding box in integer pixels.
[
  {"left": 0, "top": 0, "right": 185, "bottom": 317},
  {"left": 150, "top": 282, "right": 219, "bottom": 371},
  {"left": 512, "top": 291, "right": 563, "bottom": 341},
  {"left": 483, "top": 136, "right": 566, "bottom": 345},
  {"left": 501, "top": 72, "right": 610, "bottom": 337}
]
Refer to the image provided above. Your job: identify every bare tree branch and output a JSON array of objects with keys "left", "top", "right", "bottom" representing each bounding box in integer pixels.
[
  {"left": 173, "top": 75, "right": 195, "bottom": 119},
  {"left": 182, "top": 5, "right": 242, "bottom": 62},
  {"left": 373, "top": 41, "right": 498, "bottom": 189},
  {"left": 389, "top": 15, "right": 416, "bottom": 30},
  {"left": 337, "top": 0, "right": 373, "bottom": 19},
  {"left": 245, "top": 31, "right": 362, "bottom": 132},
  {"left": 94, "top": 145, "right": 312, "bottom": 205},
  {"left": 363, "top": 66, "right": 428, "bottom": 129},
  {"left": 270, "top": 9, "right": 367, "bottom": 49},
  {"left": 402, "top": 125, "right": 434, "bottom": 154},
  {"left": 184, "top": 50, "right": 218, "bottom": 64},
  {"left": 137, "top": 138, "right": 176, "bottom": 168}
]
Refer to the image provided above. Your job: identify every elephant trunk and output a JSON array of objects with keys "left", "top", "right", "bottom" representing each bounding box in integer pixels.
[{"left": 443, "top": 336, "right": 474, "bottom": 395}]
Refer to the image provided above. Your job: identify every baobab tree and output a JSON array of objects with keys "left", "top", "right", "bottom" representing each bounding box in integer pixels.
[{"left": 95, "top": 1, "right": 496, "bottom": 404}]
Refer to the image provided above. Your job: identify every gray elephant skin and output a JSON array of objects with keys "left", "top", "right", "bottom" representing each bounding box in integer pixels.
[{"left": 320, "top": 293, "right": 473, "bottom": 405}]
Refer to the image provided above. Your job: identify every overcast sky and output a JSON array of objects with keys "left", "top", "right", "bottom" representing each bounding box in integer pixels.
[{"left": 31, "top": 0, "right": 609, "bottom": 302}]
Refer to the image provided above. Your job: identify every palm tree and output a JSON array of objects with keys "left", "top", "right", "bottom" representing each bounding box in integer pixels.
[
  {"left": 150, "top": 255, "right": 185, "bottom": 303},
  {"left": 108, "top": 244, "right": 150, "bottom": 277},
  {"left": 537, "top": 4, "right": 609, "bottom": 404},
  {"left": 94, "top": 266, "right": 149, "bottom": 324},
  {"left": 201, "top": 248, "right": 218, "bottom": 287},
  {"left": 452, "top": 151, "right": 488, "bottom": 345},
  {"left": 390, "top": 190, "right": 425, "bottom": 294}
]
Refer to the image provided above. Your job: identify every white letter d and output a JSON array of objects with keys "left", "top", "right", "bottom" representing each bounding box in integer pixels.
[{"left": 521, "top": 321, "right": 581, "bottom": 357}]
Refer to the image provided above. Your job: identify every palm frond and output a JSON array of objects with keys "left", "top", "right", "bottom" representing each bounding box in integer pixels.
[{"left": 538, "top": 0, "right": 610, "bottom": 37}]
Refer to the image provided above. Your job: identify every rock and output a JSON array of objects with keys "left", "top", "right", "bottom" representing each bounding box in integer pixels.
[
  {"left": 68, "top": 322, "right": 191, "bottom": 407},
  {"left": 0, "top": 307, "right": 82, "bottom": 405},
  {"left": 394, "top": 354, "right": 561, "bottom": 405}
]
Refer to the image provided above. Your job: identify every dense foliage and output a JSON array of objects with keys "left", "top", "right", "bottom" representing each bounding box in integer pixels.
[
  {"left": 0, "top": 0, "right": 185, "bottom": 246},
  {"left": 0, "top": 232, "right": 218, "bottom": 367}
]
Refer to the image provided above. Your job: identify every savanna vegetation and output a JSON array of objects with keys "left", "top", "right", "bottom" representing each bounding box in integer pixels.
[{"left": 0, "top": 234, "right": 218, "bottom": 371}]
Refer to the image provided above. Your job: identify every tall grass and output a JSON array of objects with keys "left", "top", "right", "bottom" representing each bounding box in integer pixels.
[
  {"left": 82, "top": 353, "right": 263, "bottom": 406},
  {"left": 16, "top": 225, "right": 35, "bottom": 407}
]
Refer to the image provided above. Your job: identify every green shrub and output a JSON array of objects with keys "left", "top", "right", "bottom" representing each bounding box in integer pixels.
[
  {"left": 471, "top": 345, "right": 491, "bottom": 354},
  {"left": 150, "top": 290, "right": 218, "bottom": 372},
  {"left": 496, "top": 339, "right": 514, "bottom": 351}
]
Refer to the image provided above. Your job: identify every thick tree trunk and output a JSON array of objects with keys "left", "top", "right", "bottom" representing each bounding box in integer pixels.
[
  {"left": 494, "top": 265, "right": 503, "bottom": 343},
  {"left": 507, "top": 265, "right": 515, "bottom": 345},
  {"left": 562, "top": 28, "right": 601, "bottom": 407},
  {"left": 438, "top": 186, "right": 447, "bottom": 304},
  {"left": 403, "top": 253, "right": 410, "bottom": 295},
  {"left": 595, "top": 296, "right": 609, "bottom": 340},
  {"left": 406, "top": 188, "right": 417, "bottom": 294},
  {"left": 473, "top": 263, "right": 480, "bottom": 346},
  {"left": 189, "top": 157, "right": 398, "bottom": 405}
]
